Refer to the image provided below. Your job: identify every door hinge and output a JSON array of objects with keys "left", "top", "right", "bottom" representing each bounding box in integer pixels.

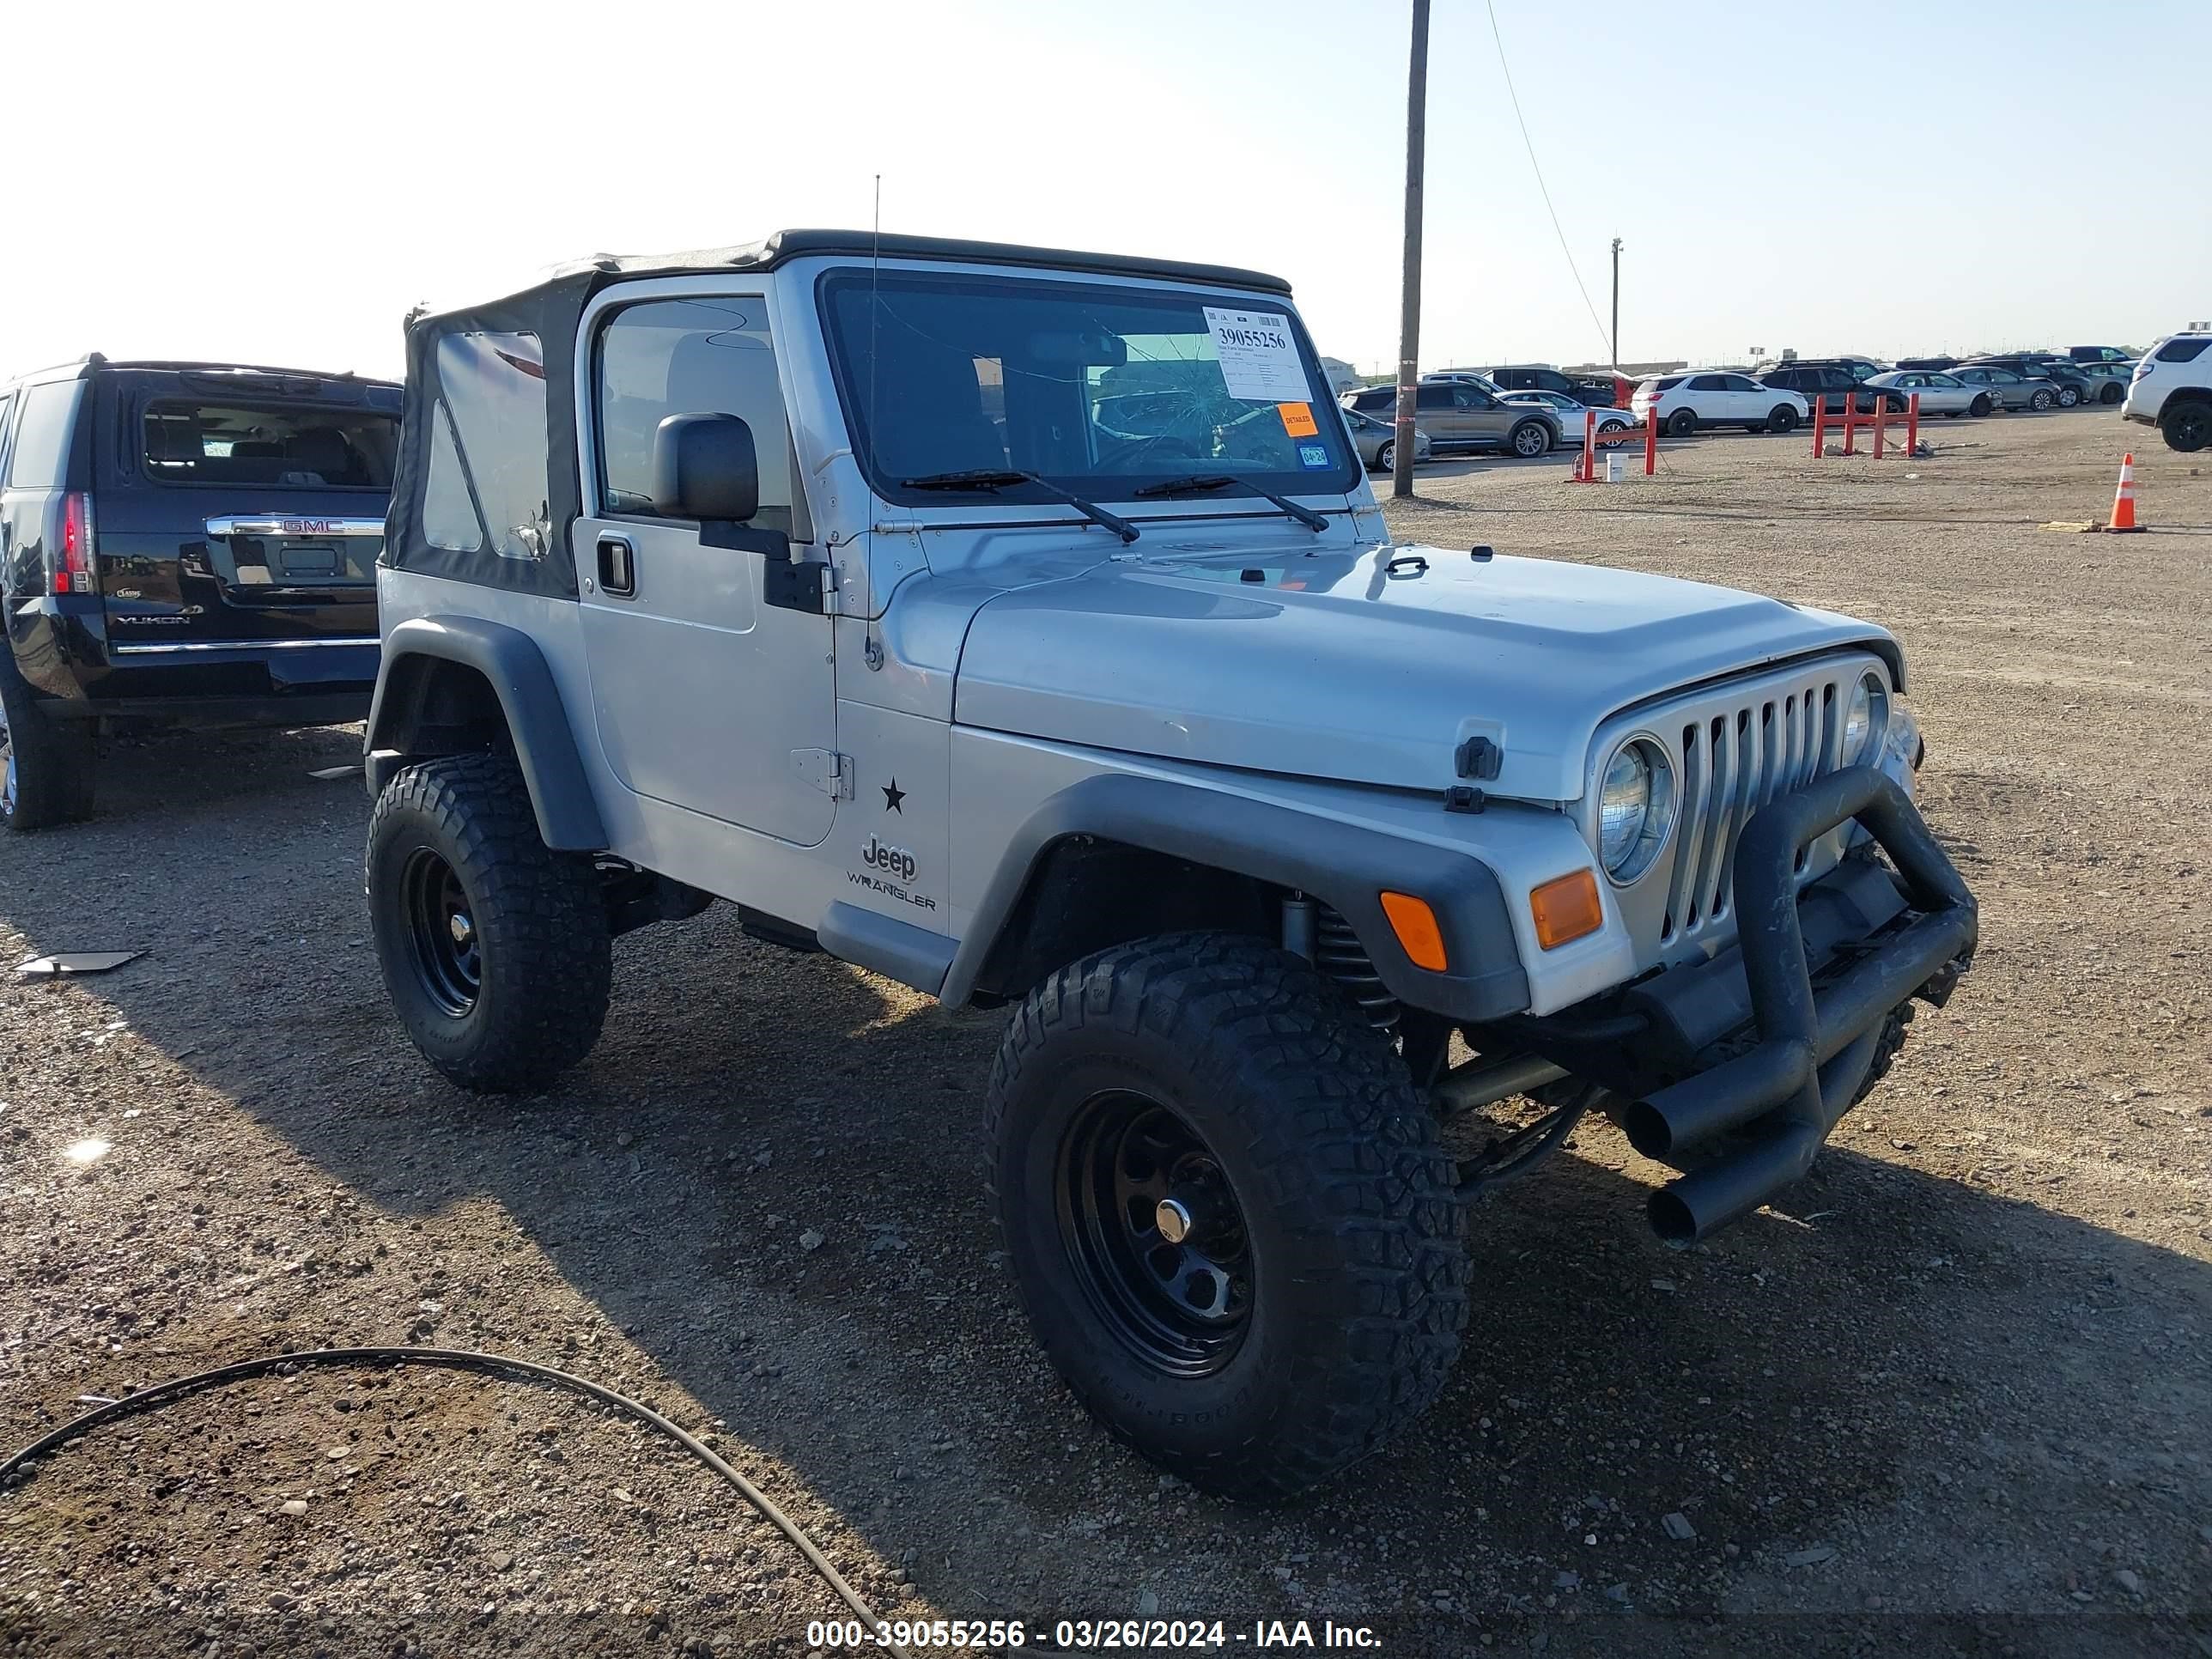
[
  {"left": 790, "top": 749, "right": 854, "bottom": 799},
  {"left": 764, "top": 556, "right": 836, "bottom": 616}
]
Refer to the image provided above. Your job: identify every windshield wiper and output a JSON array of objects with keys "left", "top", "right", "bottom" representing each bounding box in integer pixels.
[
  {"left": 898, "top": 469, "right": 1139, "bottom": 544},
  {"left": 1127, "top": 474, "right": 1328, "bottom": 534}
]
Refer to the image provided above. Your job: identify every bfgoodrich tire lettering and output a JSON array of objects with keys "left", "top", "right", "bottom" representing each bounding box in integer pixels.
[
  {"left": 366, "top": 753, "right": 611, "bottom": 1091},
  {"left": 985, "top": 932, "right": 1469, "bottom": 1499}
]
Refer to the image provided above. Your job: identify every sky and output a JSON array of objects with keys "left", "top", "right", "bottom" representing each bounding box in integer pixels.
[{"left": 5, "top": 0, "right": 2205, "bottom": 384}]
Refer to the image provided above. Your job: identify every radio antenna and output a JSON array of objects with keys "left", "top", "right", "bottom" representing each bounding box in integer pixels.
[
  {"left": 868, "top": 173, "right": 882, "bottom": 452},
  {"left": 863, "top": 174, "right": 886, "bottom": 667}
]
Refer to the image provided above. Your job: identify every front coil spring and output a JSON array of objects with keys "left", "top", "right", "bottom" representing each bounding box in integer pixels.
[{"left": 1315, "top": 905, "right": 1401, "bottom": 1033}]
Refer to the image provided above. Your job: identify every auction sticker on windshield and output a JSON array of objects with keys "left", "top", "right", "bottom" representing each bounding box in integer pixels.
[
  {"left": 1204, "top": 307, "right": 1311, "bottom": 404},
  {"left": 1277, "top": 401, "right": 1319, "bottom": 437}
]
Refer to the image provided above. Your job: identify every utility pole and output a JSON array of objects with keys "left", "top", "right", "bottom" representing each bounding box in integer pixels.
[
  {"left": 1610, "top": 237, "right": 1623, "bottom": 374},
  {"left": 1391, "top": 0, "right": 1431, "bottom": 501}
]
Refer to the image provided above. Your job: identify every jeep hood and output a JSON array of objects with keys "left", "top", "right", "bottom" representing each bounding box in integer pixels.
[{"left": 951, "top": 544, "right": 1897, "bottom": 803}]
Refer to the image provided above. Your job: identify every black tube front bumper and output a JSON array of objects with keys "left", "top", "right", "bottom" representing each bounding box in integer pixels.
[{"left": 1618, "top": 767, "right": 1977, "bottom": 1241}]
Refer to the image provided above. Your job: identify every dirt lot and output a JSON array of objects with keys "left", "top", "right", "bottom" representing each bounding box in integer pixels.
[{"left": 3, "top": 410, "right": 2208, "bottom": 1658}]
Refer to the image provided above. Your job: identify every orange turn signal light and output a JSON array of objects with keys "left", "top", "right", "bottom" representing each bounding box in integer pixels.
[
  {"left": 1530, "top": 869, "right": 1603, "bottom": 951},
  {"left": 1379, "top": 891, "right": 1449, "bottom": 973}
]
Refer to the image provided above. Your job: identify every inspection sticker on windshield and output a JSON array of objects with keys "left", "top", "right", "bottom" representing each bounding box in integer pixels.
[{"left": 1205, "top": 307, "right": 1311, "bottom": 404}]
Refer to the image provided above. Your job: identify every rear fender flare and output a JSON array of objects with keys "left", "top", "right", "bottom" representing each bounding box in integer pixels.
[{"left": 363, "top": 616, "right": 606, "bottom": 850}]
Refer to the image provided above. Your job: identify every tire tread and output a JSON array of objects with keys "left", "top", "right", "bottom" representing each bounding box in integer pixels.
[{"left": 985, "top": 932, "right": 1469, "bottom": 1500}]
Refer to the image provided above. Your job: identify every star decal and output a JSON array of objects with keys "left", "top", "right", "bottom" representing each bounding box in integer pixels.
[{"left": 882, "top": 779, "right": 906, "bottom": 813}]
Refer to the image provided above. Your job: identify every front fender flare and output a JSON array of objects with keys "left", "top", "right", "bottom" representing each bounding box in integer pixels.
[
  {"left": 363, "top": 616, "right": 607, "bottom": 850},
  {"left": 943, "top": 773, "right": 1531, "bottom": 1021}
]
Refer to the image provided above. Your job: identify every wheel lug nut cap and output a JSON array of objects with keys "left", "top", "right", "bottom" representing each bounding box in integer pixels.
[{"left": 1155, "top": 1198, "right": 1193, "bottom": 1244}]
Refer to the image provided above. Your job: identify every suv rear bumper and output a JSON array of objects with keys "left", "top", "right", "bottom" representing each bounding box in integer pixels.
[{"left": 10, "top": 600, "right": 375, "bottom": 726}]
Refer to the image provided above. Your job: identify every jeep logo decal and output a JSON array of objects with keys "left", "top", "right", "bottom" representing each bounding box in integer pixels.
[{"left": 861, "top": 836, "right": 917, "bottom": 884}]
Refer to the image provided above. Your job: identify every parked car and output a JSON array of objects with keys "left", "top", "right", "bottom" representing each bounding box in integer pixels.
[
  {"left": 1341, "top": 381, "right": 1559, "bottom": 456},
  {"left": 1499, "top": 389, "right": 1635, "bottom": 434},
  {"left": 1894, "top": 356, "right": 1960, "bottom": 373},
  {"left": 1340, "top": 404, "right": 1433, "bottom": 472},
  {"left": 0, "top": 356, "right": 397, "bottom": 830},
  {"left": 2072, "top": 360, "right": 2135, "bottom": 404},
  {"left": 1949, "top": 364, "right": 2059, "bottom": 412},
  {"left": 1760, "top": 364, "right": 1878, "bottom": 411},
  {"left": 1753, "top": 356, "right": 1885, "bottom": 383},
  {"left": 1468, "top": 365, "right": 1620, "bottom": 407},
  {"left": 1862, "top": 369, "right": 1995, "bottom": 418},
  {"left": 1960, "top": 356, "right": 2091, "bottom": 409},
  {"left": 2067, "top": 345, "right": 2136, "bottom": 364},
  {"left": 1631, "top": 371, "right": 1808, "bottom": 435},
  {"left": 2122, "top": 331, "right": 2212, "bottom": 452}
]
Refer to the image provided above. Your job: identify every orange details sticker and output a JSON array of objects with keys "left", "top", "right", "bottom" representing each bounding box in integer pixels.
[{"left": 1277, "top": 401, "right": 1319, "bottom": 438}]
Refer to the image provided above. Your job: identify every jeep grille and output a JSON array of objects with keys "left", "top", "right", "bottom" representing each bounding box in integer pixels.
[{"left": 1655, "top": 664, "right": 1856, "bottom": 949}]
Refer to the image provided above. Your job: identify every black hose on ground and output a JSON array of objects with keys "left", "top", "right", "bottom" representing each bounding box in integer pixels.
[{"left": 0, "top": 1345, "right": 914, "bottom": 1659}]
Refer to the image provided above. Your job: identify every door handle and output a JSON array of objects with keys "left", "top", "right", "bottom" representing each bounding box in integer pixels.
[{"left": 597, "top": 536, "right": 635, "bottom": 598}]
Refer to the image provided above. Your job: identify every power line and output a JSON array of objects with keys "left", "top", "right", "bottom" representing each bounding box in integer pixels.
[{"left": 1485, "top": 0, "right": 1613, "bottom": 361}]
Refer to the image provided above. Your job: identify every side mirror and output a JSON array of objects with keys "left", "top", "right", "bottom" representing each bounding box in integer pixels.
[{"left": 651, "top": 412, "right": 759, "bottom": 523}]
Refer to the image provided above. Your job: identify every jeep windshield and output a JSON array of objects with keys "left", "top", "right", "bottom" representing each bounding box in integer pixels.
[{"left": 821, "top": 269, "right": 1359, "bottom": 509}]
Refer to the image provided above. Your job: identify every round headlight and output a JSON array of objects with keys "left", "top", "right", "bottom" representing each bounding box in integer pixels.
[
  {"left": 1599, "top": 738, "right": 1676, "bottom": 883},
  {"left": 1841, "top": 672, "right": 1889, "bottom": 764}
]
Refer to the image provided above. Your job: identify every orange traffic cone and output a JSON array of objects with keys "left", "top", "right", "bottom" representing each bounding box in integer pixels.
[{"left": 2106, "top": 453, "right": 2145, "bottom": 533}]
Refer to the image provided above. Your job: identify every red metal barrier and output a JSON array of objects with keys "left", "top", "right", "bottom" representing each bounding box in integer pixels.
[{"left": 1813, "top": 392, "right": 1920, "bottom": 460}]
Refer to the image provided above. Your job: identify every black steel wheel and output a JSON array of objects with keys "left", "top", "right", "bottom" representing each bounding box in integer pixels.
[
  {"left": 1059, "top": 1093, "right": 1252, "bottom": 1376},
  {"left": 367, "top": 753, "right": 611, "bottom": 1092},
  {"left": 987, "top": 932, "right": 1468, "bottom": 1499},
  {"left": 399, "top": 847, "right": 482, "bottom": 1018}
]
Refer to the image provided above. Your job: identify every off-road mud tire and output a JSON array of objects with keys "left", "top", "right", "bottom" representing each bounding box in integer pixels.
[
  {"left": 986, "top": 931, "right": 1469, "bottom": 1501},
  {"left": 366, "top": 753, "right": 611, "bottom": 1093}
]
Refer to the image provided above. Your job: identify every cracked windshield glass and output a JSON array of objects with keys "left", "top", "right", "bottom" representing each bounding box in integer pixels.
[{"left": 822, "top": 270, "right": 1356, "bottom": 503}]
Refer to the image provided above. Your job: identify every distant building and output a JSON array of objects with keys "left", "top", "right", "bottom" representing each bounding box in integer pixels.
[{"left": 1317, "top": 357, "right": 1364, "bottom": 397}]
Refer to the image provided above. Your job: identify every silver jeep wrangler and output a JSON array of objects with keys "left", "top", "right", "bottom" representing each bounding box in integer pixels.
[{"left": 362, "top": 230, "right": 1976, "bottom": 1498}]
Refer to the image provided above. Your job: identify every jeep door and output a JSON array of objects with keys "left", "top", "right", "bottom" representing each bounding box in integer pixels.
[{"left": 572, "top": 289, "right": 837, "bottom": 847}]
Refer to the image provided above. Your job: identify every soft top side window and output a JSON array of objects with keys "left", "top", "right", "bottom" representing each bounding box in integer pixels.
[{"left": 425, "top": 332, "right": 550, "bottom": 562}]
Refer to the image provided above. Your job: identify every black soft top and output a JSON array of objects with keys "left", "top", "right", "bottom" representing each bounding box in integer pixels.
[
  {"left": 386, "top": 230, "right": 1295, "bottom": 601},
  {"left": 455, "top": 228, "right": 1293, "bottom": 320}
]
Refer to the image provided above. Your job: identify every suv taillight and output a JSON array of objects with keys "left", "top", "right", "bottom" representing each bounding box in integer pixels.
[{"left": 54, "top": 492, "right": 96, "bottom": 595}]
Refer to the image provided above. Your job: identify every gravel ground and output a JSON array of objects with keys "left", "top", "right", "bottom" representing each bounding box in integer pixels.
[{"left": 2, "top": 410, "right": 2208, "bottom": 1658}]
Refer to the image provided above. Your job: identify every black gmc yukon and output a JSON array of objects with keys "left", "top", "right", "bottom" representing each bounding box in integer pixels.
[{"left": 0, "top": 356, "right": 398, "bottom": 829}]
